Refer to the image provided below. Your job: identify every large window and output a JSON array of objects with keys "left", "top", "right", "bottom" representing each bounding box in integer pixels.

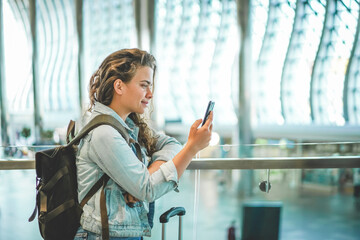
[
  {"left": 252, "top": 0, "right": 297, "bottom": 125},
  {"left": 281, "top": 0, "right": 326, "bottom": 124},
  {"left": 345, "top": 10, "right": 360, "bottom": 125},
  {"left": 3, "top": 0, "right": 33, "bottom": 143},
  {"left": 82, "top": 0, "right": 137, "bottom": 105},
  {"left": 1, "top": 0, "right": 138, "bottom": 144},
  {"left": 154, "top": 0, "right": 239, "bottom": 128},
  {"left": 311, "top": 0, "right": 359, "bottom": 125},
  {"left": 251, "top": 0, "right": 360, "bottom": 131},
  {"left": 1, "top": 0, "right": 359, "bottom": 145},
  {"left": 37, "top": 0, "right": 79, "bottom": 128}
]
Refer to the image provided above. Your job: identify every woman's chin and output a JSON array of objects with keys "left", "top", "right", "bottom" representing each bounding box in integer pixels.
[{"left": 136, "top": 108, "right": 146, "bottom": 114}]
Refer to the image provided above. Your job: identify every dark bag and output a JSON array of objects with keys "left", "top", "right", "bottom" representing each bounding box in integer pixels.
[{"left": 28, "top": 114, "right": 137, "bottom": 240}]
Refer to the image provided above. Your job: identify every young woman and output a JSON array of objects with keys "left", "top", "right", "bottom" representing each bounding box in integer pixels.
[{"left": 74, "top": 48, "right": 213, "bottom": 239}]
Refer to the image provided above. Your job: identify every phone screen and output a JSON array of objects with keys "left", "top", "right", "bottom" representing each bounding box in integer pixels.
[{"left": 202, "top": 101, "right": 215, "bottom": 126}]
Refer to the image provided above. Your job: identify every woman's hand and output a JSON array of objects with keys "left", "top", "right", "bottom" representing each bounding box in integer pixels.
[
  {"left": 172, "top": 111, "right": 214, "bottom": 178},
  {"left": 186, "top": 111, "right": 213, "bottom": 154}
]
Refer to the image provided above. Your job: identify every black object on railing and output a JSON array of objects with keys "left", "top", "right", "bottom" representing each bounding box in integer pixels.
[
  {"left": 160, "top": 207, "right": 186, "bottom": 223},
  {"left": 259, "top": 181, "right": 272, "bottom": 192}
]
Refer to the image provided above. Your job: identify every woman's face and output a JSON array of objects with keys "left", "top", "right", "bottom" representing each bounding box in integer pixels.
[{"left": 120, "top": 66, "right": 153, "bottom": 116}]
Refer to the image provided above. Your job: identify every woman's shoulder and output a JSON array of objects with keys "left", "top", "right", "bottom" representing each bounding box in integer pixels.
[
  {"left": 92, "top": 124, "right": 126, "bottom": 140},
  {"left": 77, "top": 112, "right": 131, "bottom": 143}
]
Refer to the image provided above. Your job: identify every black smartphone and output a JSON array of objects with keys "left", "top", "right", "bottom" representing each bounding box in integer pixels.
[{"left": 202, "top": 101, "right": 215, "bottom": 126}]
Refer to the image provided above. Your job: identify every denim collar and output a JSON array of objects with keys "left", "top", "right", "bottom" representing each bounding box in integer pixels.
[{"left": 93, "top": 102, "right": 138, "bottom": 134}]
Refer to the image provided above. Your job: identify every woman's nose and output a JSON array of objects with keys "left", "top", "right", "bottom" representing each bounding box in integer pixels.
[{"left": 146, "top": 87, "right": 153, "bottom": 99}]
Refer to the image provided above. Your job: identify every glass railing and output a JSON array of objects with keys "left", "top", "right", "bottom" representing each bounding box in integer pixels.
[{"left": 0, "top": 142, "right": 360, "bottom": 239}]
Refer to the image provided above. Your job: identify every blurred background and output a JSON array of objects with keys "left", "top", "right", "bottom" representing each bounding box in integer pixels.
[{"left": 0, "top": 0, "right": 360, "bottom": 239}]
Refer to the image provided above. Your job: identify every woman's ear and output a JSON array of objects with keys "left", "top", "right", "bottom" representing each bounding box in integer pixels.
[{"left": 113, "top": 79, "right": 123, "bottom": 95}]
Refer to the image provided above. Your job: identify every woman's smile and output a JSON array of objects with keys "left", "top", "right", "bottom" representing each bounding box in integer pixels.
[{"left": 141, "top": 100, "right": 149, "bottom": 107}]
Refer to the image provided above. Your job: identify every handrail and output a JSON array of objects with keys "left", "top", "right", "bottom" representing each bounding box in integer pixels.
[
  {"left": 1, "top": 156, "right": 360, "bottom": 170},
  {"left": 0, "top": 160, "right": 35, "bottom": 170},
  {"left": 188, "top": 156, "right": 360, "bottom": 169}
]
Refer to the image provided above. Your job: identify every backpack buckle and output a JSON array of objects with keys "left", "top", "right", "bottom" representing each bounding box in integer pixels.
[{"left": 38, "top": 212, "right": 46, "bottom": 223}]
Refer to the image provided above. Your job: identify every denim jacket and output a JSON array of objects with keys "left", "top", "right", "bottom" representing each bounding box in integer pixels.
[{"left": 76, "top": 102, "right": 182, "bottom": 237}]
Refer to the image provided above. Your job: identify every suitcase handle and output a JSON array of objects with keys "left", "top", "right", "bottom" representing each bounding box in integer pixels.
[{"left": 159, "top": 207, "right": 186, "bottom": 223}]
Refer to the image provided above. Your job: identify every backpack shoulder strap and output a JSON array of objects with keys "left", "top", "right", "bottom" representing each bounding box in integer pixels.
[
  {"left": 67, "top": 114, "right": 130, "bottom": 146},
  {"left": 66, "top": 120, "right": 76, "bottom": 143},
  {"left": 80, "top": 174, "right": 110, "bottom": 207},
  {"left": 72, "top": 114, "right": 140, "bottom": 240}
]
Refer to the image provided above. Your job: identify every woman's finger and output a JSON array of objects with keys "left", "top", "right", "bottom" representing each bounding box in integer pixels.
[
  {"left": 204, "top": 111, "right": 213, "bottom": 129},
  {"left": 192, "top": 119, "right": 202, "bottom": 130}
]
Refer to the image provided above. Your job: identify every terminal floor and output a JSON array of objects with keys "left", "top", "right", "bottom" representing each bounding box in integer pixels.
[{"left": 1, "top": 170, "right": 360, "bottom": 240}]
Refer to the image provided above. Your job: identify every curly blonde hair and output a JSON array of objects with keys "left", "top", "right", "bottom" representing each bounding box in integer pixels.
[{"left": 88, "top": 48, "right": 158, "bottom": 156}]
